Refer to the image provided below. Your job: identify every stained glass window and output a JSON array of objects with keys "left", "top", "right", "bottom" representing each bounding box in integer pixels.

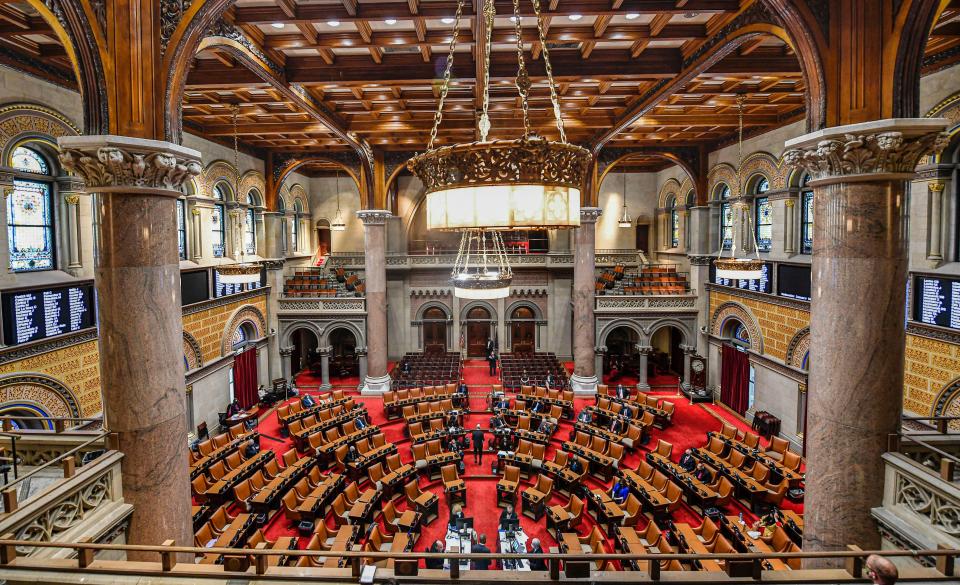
[
  {"left": 244, "top": 207, "right": 256, "bottom": 255},
  {"left": 734, "top": 323, "right": 750, "bottom": 345},
  {"left": 176, "top": 199, "right": 187, "bottom": 260},
  {"left": 11, "top": 147, "right": 48, "bottom": 174},
  {"left": 212, "top": 204, "right": 225, "bottom": 258},
  {"left": 718, "top": 184, "right": 732, "bottom": 250},
  {"left": 669, "top": 197, "right": 679, "bottom": 248},
  {"left": 755, "top": 197, "right": 772, "bottom": 252},
  {"left": 8, "top": 178, "right": 54, "bottom": 272},
  {"left": 292, "top": 200, "right": 302, "bottom": 252},
  {"left": 800, "top": 174, "right": 813, "bottom": 254},
  {"left": 232, "top": 324, "right": 248, "bottom": 350}
]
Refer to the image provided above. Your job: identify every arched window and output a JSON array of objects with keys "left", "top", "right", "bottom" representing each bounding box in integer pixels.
[
  {"left": 232, "top": 322, "right": 254, "bottom": 351},
  {"left": 293, "top": 200, "right": 303, "bottom": 252},
  {"left": 244, "top": 189, "right": 259, "bottom": 256},
  {"left": 211, "top": 182, "right": 229, "bottom": 258},
  {"left": 800, "top": 174, "right": 813, "bottom": 254},
  {"left": 717, "top": 183, "right": 733, "bottom": 250},
  {"left": 753, "top": 177, "right": 772, "bottom": 252},
  {"left": 667, "top": 196, "right": 679, "bottom": 248},
  {"left": 8, "top": 146, "right": 55, "bottom": 272}
]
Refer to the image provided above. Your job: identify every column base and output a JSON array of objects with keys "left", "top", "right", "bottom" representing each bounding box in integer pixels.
[
  {"left": 318, "top": 383, "right": 332, "bottom": 391},
  {"left": 361, "top": 374, "right": 392, "bottom": 395},
  {"left": 570, "top": 374, "right": 598, "bottom": 394},
  {"left": 637, "top": 383, "right": 651, "bottom": 391}
]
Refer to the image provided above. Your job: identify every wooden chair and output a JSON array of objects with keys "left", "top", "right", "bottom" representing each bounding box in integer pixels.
[
  {"left": 441, "top": 464, "right": 466, "bottom": 506},
  {"left": 637, "top": 521, "right": 662, "bottom": 548},
  {"left": 621, "top": 494, "right": 643, "bottom": 526},
  {"left": 547, "top": 495, "right": 583, "bottom": 538},
  {"left": 720, "top": 423, "right": 738, "bottom": 439},
  {"left": 404, "top": 480, "right": 439, "bottom": 523},
  {"left": 694, "top": 517, "right": 721, "bottom": 548},
  {"left": 521, "top": 475, "right": 553, "bottom": 520},
  {"left": 765, "top": 436, "right": 790, "bottom": 461},
  {"left": 497, "top": 465, "right": 520, "bottom": 507},
  {"left": 782, "top": 450, "right": 802, "bottom": 472},
  {"left": 654, "top": 439, "right": 673, "bottom": 459}
]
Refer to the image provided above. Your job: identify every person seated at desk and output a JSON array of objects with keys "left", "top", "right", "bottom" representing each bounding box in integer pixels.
[
  {"left": 425, "top": 540, "right": 445, "bottom": 569},
  {"left": 243, "top": 439, "right": 259, "bottom": 458},
  {"left": 530, "top": 400, "right": 545, "bottom": 414},
  {"left": 226, "top": 399, "right": 242, "bottom": 418},
  {"left": 616, "top": 384, "right": 629, "bottom": 400},
  {"left": 301, "top": 393, "right": 316, "bottom": 408},
  {"left": 619, "top": 403, "right": 633, "bottom": 418},
  {"left": 446, "top": 412, "right": 460, "bottom": 429},
  {"left": 490, "top": 415, "right": 507, "bottom": 430},
  {"left": 528, "top": 538, "right": 547, "bottom": 571},
  {"left": 519, "top": 370, "right": 530, "bottom": 386},
  {"left": 472, "top": 534, "right": 491, "bottom": 570},
  {"left": 610, "top": 479, "right": 630, "bottom": 505},
  {"left": 609, "top": 417, "right": 624, "bottom": 434},
  {"left": 568, "top": 456, "right": 583, "bottom": 474},
  {"left": 455, "top": 380, "right": 468, "bottom": 407},
  {"left": 344, "top": 445, "right": 360, "bottom": 465},
  {"left": 355, "top": 415, "right": 368, "bottom": 430},
  {"left": 752, "top": 509, "right": 780, "bottom": 542},
  {"left": 499, "top": 503, "right": 518, "bottom": 529},
  {"left": 448, "top": 503, "right": 465, "bottom": 529},
  {"left": 679, "top": 449, "right": 697, "bottom": 472},
  {"left": 495, "top": 395, "right": 511, "bottom": 411},
  {"left": 537, "top": 417, "right": 555, "bottom": 435},
  {"left": 694, "top": 462, "right": 714, "bottom": 484},
  {"left": 577, "top": 409, "right": 592, "bottom": 424}
]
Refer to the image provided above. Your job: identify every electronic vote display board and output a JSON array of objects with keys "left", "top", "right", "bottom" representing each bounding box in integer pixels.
[
  {"left": 709, "top": 261, "right": 773, "bottom": 294},
  {"left": 913, "top": 275, "right": 960, "bottom": 331},
  {"left": 181, "top": 270, "right": 210, "bottom": 306},
  {"left": 777, "top": 264, "right": 812, "bottom": 301},
  {"left": 1, "top": 283, "right": 97, "bottom": 345},
  {"left": 213, "top": 267, "right": 267, "bottom": 298}
]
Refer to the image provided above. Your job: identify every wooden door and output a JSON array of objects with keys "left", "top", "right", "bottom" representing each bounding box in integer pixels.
[
  {"left": 423, "top": 307, "right": 447, "bottom": 353},
  {"left": 466, "top": 307, "right": 491, "bottom": 357},
  {"left": 317, "top": 227, "right": 331, "bottom": 256},
  {"left": 636, "top": 224, "right": 650, "bottom": 253},
  {"left": 510, "top": 306, "right": 535, "bottom": 353}
]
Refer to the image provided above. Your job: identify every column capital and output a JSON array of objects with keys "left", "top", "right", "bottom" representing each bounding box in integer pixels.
[
  {"left": 928, "top": 182, "right": 946, "bottom": 194},
  {"left": 783, "top": 119, "right": 950, "bottom": 185},
  {"left": 355, "top": 346, "right": 368, "bottom": 357},
  {"left": 279, "top": 346, "right": 294, "bottom": 357},
  {"left": 784, "top": 198, "right": 796, "bottom": 208},
  {"left": 0, "top": 170, "right": 13, "bottom": 186},
  {"left": 262, "top": 258, "right": 286, "bottom": 270},
  {"left": 57, "top": 135, "right": 202, "bottom": 197},
  {"left": 579, "top": 207, "right": 602, "bottom": 224},
  {"left": 594, "top": 345, "right": 607, "bottom": 355},
  {"left": 687, "top": 255, "right": 713, "bottom": 266},
  {"left": 318, "top": 345, "right": 333, "bottom": 356},
  {"left": 635, "top": 345, "right": 655, "bottom": 355},
  {"left": 679, "top": 344, "right": 697, "bottom": 354},
  {"left": 63, "top": 193, "right": 81, "bottom": 206},
  {"left": 356, "top": 209, "right": 392, "bottom": 225}
]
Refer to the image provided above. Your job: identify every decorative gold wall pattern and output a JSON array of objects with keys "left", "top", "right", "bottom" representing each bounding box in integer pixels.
[
  {"left": 0, "top": 340, "right": 100, "bottom": 416},
  {"left": 182, "top": 293, "right": 268, "bottom": 362}
]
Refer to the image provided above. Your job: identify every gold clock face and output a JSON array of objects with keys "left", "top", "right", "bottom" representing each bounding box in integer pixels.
[{"left": 691, "top": 360, "right": 704, "bottom": 373}]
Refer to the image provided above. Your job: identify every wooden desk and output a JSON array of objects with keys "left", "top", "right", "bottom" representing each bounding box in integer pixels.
[
  {"left": 722, "top": 516, "right": 791, "bottom": 571},
  {"left": 323, "top": 525, "right": 359, "bottom": 568}
]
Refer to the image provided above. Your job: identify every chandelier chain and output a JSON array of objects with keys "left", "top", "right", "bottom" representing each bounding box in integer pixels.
[
  {"left": 530, "top": 0, "right": 566, "bottom": 143},
  {"left": 231, "top": 103, "right": 244, "bottom": 261},
  {"left": 511, "top": 0, "right": 531, "bottom": 139},
  {"left": 427, "top": 0, "right": 466, "bottom": 150},
  {"left": 479, "top": 0, "right": 495, "bottom": 141}
]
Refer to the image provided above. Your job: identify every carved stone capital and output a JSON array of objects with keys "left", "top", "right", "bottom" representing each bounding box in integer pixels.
[
  {"left": 782, "top": 119, "right": 950, "bottom": 184},
  {"left": 261, "top": 258, "right": 286, "bottom": 270},
  {"left": 579, "top": 207, "right": 602, "bottom": 224},
  {"left": 355, "top": 346, "right": 368, "bottom": 357},
  {"left": 63, "top": 194, "right": 80, "bottom": 206},
  {"left": 356, "top": 209, "right": 392, "bottom": 226},
  {"left": 635, "top": 345, "right": 655, "bottom": 355},
  {"left": 928, "top": 182, "right": 945, "bottom": 194},
  {"left": 57, "top": 135, "right": 202, "bottom": 197},
  {"left": 784, "top": 199, "right": 796, "bottom": 208},
  {"left": 594, "top": 345, "right": 607, "bottom": 354},
  {"left": 687, "top": 255, "right": 714, "bottom": 266},
  {"left": 190, "top": 208, "right": 201, "bottom": 216},
  {"left": 0, "top": 171, "right": 14, "bottom": 186},
  {"left": 317, "top": 345, "right": 333, "bottom": 357},
  {"left": 56, "top": 178, "right": 86, "bottom": 192}
]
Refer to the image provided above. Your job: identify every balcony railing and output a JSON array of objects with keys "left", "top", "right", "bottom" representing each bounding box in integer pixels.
[{"left": 327, "top": 250, "right": 642, "bottom": 269}]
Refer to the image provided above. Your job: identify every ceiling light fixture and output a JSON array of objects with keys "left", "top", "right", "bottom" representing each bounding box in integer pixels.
[
  {"left": 568, "top": 14, "right": 582, "bottom": 21},
  {"left": 714, "top": 95, "right": 763, "bottom": 281},
  {"left": 618, "top": 171, "right": 632, "bottom": 228},
  {"left": 441, "top": 17, "right": 455, "bottom": 24},
  {"left": 408, "top": 0, "right": 590, "bottom": 300},
  {"left": 217, "top": 104, "right": 261, "bottom": 286},
  {"left": 384, "top": 18, "right": 397, "bottom": 25},
  {"left": 625, "top": 13, "right": 640, "bottom": 20},
  {"left": 327, "top": 20, "right": 341, "bottom": 27},
  {"left": 271, "top": 22, "right": 285, "bottom": 29},
  {"left": 331, "top": 169, "right": 347, "bottom": 231}
]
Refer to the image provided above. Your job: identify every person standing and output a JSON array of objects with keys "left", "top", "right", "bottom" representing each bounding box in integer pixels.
[
  {"left": 528, "top": 538, "right": 547, "bottom": 571},
  {"left": 472, "top": 424, "right": 485, "bottom": 464},
  {"left": 487, "top": 348, "right": 497, "bottom": 377}
]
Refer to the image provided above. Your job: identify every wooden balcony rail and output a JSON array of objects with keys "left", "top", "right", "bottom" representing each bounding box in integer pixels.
[{"left": 888, "top": 431, "right": 960, "bottom": 483}]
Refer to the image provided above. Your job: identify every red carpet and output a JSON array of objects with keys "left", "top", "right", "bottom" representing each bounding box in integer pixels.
[{"left": 247, "top": 371, "right": 800, "bottom": 561}]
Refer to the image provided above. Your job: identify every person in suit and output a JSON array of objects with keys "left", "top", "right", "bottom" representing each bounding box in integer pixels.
[
  {"left": 472, "top": 534, "right": 491, "bottom": 570},
  {"left": 694, "top": 462, "right": 714, "bottom": 484},
  {"left": 519, "top": 370, "right": 530, "bottom": 386},
  {"left": 455, "top": 379, "right": 468, "bottom": 408},
  {"left": 537, "top": 417, "right": 555, "bottom": 435},
  {"left": 499, "top": 503, "right": 518, "bottom": 528},
  {"left": 528, "top": 538, "right": 547, "bottom": 571},
  {"left": 354, "top": 415, "right": 367, "bottom": 430},
  {"left": 344, "top": 445, "right": 359, "bottom": 465},
  {"left": 301, "top": 393, "right": 316, "bottom": 408},
  {"left": 425, "top": 540, "right": 445, "bottom": 569},
  {"left": 616, "top": 384, "right": 629, "bottom": 400},
  {"left": 609, "top": 417, "right": 624, "bottom": 434},
  {"left": 678, "top": 448, "right": 697, "bottom": 472},
  {"left": 226, "top": 399, "right": 242, "bottom": 418},
  {"left": 577, "top": 409, "right": 592, "bottom": 424},
  {"left": 488, "top": 349, "right": 498, "bottom": 376},
  {"left": 530, "top": 400, "right": 544, "bottom": 414},
  {"left": 544, "top": 374, "right": 554, "bottom": 390},
  {"left": 472, "top": 424, "right": 485, "bottom": 464},
  {"left": 620, "top": 403, "right": 633, "bottom": 418}
]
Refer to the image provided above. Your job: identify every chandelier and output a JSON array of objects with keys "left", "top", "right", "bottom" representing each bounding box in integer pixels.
[
  {"left": 217, "top": 104, "right": 261, "bottom": 286},
  {"left": 714, "top": 95, "right": 763, "bottom": 281},
  {"left": 407, "top": 0, "right": 591, "bottom": 299},
  {"left": 618, "top": 171, "right": 632, "bottom": 228},
  {"left": 331, "top": 169, "right": 346, "bottom": 231}
]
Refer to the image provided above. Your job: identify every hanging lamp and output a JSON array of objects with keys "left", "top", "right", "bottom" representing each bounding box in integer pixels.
[
  {"left": 406, "top": 0, "right": 591, "bottom": 299},
  {"left": 618, "top": 171, "right": 632, "bottom": 228},
  {"left": 331, "top": 169, "right": 346, "bottom": 231},
  {"left": 217, "top": 104, "right": 262, "bottom": 286},
  {"left": 714, "top": 95, "right": 763, "bottom": 281}
]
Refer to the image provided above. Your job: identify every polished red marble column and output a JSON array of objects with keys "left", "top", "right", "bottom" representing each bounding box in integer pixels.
[
  {"left": 58, "top": 135, "right": 201, "bottom": 559},
  {"left": 358, "top": 210, "right": 391, "bottom": 393},
  {"left": 783, "top": 119, "right": 948, "bottom": 565},
  {"left": 571, "top": 207, "right": 601, "bottom": 393}
]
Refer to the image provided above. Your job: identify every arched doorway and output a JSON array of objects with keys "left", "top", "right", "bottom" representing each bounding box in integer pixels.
[
  {"left": 329, "top": 328, "right": 359, "bottom": 381},
  {"left": 604, "top": 326, "right": 639, "bottom": 383},
  {"left": 290, "top": 327, "right": 319, "bottom": 377},
  {"left": 422, "top": 307, "right": 448, "bottom": 353},
  {"left": 719, "top": 318, "right": 752, "bottom": 415},
  {"left": 316, "top": 219, "right": 332, "bottom": 257},
  {"left": 510, "top": 306, "right": 536, "bottom": 353},
  {"left": 650, "top": 325, "right": 685, "bottom": 381},
  {"left": 465, "top": 306, "right": 492, "bottom": 358}
]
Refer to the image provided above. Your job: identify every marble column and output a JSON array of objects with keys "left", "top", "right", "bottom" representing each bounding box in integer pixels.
[
  {"left": 279, "top": 346, "right": 293, "bottom": 382},
  {"left": 783, "top": 198, "right": 797, "bottom": 255},
  {"left": 263, "top": 259, "right": 285, "bottom": 382},
  {"left": 57, "top": 135, "right": 202, "bottom": 558},
  {"left": 358, "top": 210, "right": 391, "bottom": 394},
  {"left": 594, "top": 346, "right": 606, "bottom": 384},
  {"left": 571, "top": 207, "right": 601, "bottom": 393},
  {"left": 926, "top": 181, "right": 945, "bottom": 262},
  {"left": 357, "top": 347, "right": 368, "bottom": 384},
  {"left": 635, "top": 345, "right": 653, "bottom": 390},
  {"left": 318, "top": 345, "right": 332, "bottom": 390},
  {"left": 58, "top": 179, "right": 84, "bottom": 272},
  {"left": 783, "top": 119, "right": 949, "bottom": 565},
  {"left": 680, "top": 344, "right": 696, "bottom": 391}
]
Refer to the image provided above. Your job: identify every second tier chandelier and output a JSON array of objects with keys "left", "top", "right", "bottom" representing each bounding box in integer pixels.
[{"left": 407, "top": 0, "right": 591, "bottom": 299}]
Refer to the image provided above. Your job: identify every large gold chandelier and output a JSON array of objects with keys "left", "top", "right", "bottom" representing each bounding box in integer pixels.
[
  {"left": 714, "top": 95, "right": 763, "bottom": 281},
  {"left": 407, "top": 0, "right": 591, "bottom": 299}
]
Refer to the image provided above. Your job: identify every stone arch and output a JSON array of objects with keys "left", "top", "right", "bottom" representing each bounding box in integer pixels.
[
  {"left": 740, "top": 151, "right": 784, "bottom": 192},
  {"left": 221, "top": 305, "right": 267, "bottom": 356},
  {"left": 416, "top": 301, "right": 452, "bottom": 321},
  {"left": 597, "top": 319, "right": 644, "bottom": 350},
  {"left": 710, "top": 301, "right": 764, "bottom": 354},
  {"left": 924, "top": 89, "right": 960, "bottom": 163},
  {"left": 507, "top": 300, "right": 543, "bottom": 321},
  {"left": 281, "top": 321, "right": 323, "bottom": 347},
  {"left": 932, "top": 376, "right": 960, "bottom": 431},
  {"left": 278, "top": 184, "right": 292, "bottom": 211},
  {"left": 0, "top": 103, "right": 81, "bottom": 163},
  {"left": 239, "top": 170, "right": 266, "bottom": 205},
  {"left": 460, "top": 300, "right": 498, "bottom": 322},
  {"left": 708, "top": 163, "right": 739, "bottom": 199},
  {"left": 289, "top": 184, "right": 310, "bottom": 213},
  {"left": 785, "top": 327, "right": 811, "bottom": 370},
  {"left": 657, "top": 178, "right": 682, "bottom": 208},
  {"left": 321, "top": 321, "right": 366, "bottom": 349},
  {"left": 201, "top": 160, "right": 239, "bottom": 198},
  {"left": 599, "top": 152, "right": 701, "bottom": 205},
  {"left": 647, "top": 319, "right": 693, "bottom": 346},
  {"left": 0, "top": 373, "right": 81, "bottom": 419},
  {"left": 183, "top": 331, "right": 203, "bottom": 371}
]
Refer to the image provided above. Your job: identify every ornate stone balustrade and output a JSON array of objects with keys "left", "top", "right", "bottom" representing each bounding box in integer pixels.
[
  {"left": 277, "top": 297, "right": 366, "bottom": 314},
  {"left": 326, "top": 251, "right": 640, "bottom": 269},
  {"left": 874, "top": 451, "right": 960, "bottom": 560},
  {"left": 0, "top": 451, "right": 130, "bottom": 558},
  {"left": 5, "top": 432, "right": 107, "bottom": 467},
  {"left": 595, "top": 294, "right": 698, "bottom": 312}
]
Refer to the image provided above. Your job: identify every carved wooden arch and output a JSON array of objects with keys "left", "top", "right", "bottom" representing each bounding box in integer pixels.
[
  {"left": 657, "top": 178, "right": 682, "bottom": 209},
  {"left": 598, "top": 151, "right": 699, "bottom": 207},
  {"left": 785, "top": 327, "right": 810, "bottom": 370},
  {"left": 183, "top": 331, "right": 203, "bottom": 371},
  {"left": 710, "top": 301, "right": 765, "bottom": 354},
  {"left": 220, "top": 305, "right": 267, "bottom": 356},
  {"left": 891, "top": 0, "right": 948, "bottom": 119},
  {"left": 0, "top": 103, "right": 81, "bottom": 163},
  {"left": 740, "top": 151, "right": 785, "bottom": 192},
  {"left": 274, "top": 156, "right": 361, "bottom": 211},
  {"left": 288, "top": 184, "right": 310, "bottom": 213},
  {"left": 416, "top": 301, "right": 453, "bottom": 321},
  {"left": 238, "top": 171, "right": 266, "bottom": 205},
  {"left": 924, "top": 89, "right": 960, "bottom": 163},
  {"left": 708, "top": 163, "right": 739, "bottom": 199},
  {"left": 0, "top": 372, "right": 82, "bottom": 419},
  {"left": 201, "top": 159, "right": 239, "bottom": 198}
]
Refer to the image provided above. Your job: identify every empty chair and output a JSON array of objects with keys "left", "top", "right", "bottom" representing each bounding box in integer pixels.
[
  {"left": 547, "top": 495, "right": 583, "bottom": 538},
  {"left": 742, "top": 432, "right": 760, "bottom": 449},
  {"left": 765, "top": 436, "right": 790, "bottom": 461},
  {"left": 497, "top": 465, "right": 520, "bottom": 507},
  {"left": 694, "top": 517, "right": 721, "bottom": 548},
  {"left": 720, "top": 423, "right": 738, "bottom": 439},
  {"left": 620, "top": 494, "right": 643, "bottom": 526},
  {"left": 654, "top": 439, "right": 673, "bottom": 459},
  {"left": 521, "top": 475, "right": 553, "bottom": 520},
  {"left": 404, "top": 480, "right": 439, "bottom": 523},
  {"left": 441, "top": 464, "right": 466, "bottom": 505}
]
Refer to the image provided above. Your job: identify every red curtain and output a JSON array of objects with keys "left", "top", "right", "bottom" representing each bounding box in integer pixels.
[
  {"left": 720, "top": 344, "right": 750, "bottom": 415},
  {"left": 234, "top": 347, "right": 259, "bottom": 410}
]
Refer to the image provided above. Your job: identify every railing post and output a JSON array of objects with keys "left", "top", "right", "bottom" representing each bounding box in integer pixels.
[
  {"left": 450, "top": 556, "right": 460, "bottom": 579},
  {"left": 350, "top": 552, "right": 361, "bottom": 578},
  {"left": 887, "top": 433, "right": 901, "bottom": 453},
  {"left": 2, "top": 488, "right": 17, "bottom": 513},
  {"left": 845, "top": 545, "right": 863, "bottom": 578},
  {"left": 54, "top": 419, "right": 65, "bottom": 433},
  {"left": 936, "top": 419, "right": 948, "bottom": 434},
  {"left": 936, "top": 544, "right": 956, "bottom": 577},
  {"left": 1, "top": 419, "right": 10, "bottom": 432},
  {"left": 160, "top": 539, "right": 175, "bottom": 571},
  {"left": 62, "top": 457, "right": 76, "bottom": 479},
  {"left": 649, "top": 558, "right": 660, "bottom": 581},
  {"left": 940, "top": 458, "right": 955, "bottom": 482},
  {"left": 255, "top": 542, "right": 269, "bottom": 575},
  {"left": 76, "top": 536, "right": 94, "bottom": 568},
  {"left": 549, "top": 557, "right": 560, "bottom": 580},
  {"left": 0, "top": 533, "right": 16, "bottom": 564},
  {"left": 106, "top": 433, "right": 120, "bottom": 451}
]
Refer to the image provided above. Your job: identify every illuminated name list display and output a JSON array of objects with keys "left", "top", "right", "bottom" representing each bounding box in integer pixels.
[
  {"left": 2, "top": 284, "right": 97, "bottom": 345},
  {"left": 709, "top": 262, "right": 772, "bottom": 294},
  {"left": 913, "top": 275, "right": 960, "bottom": 331}
]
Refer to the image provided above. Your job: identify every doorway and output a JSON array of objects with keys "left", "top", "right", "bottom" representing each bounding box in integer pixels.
[
  {"left": 329, "top": 328, "right": 358, "bottom": 380},
  {"left": 466, "top": 306, "right": 492, "bottom": 357},
  {"left": 423, "top": 307, "right": 448, "bottom": 353},
  {"left": 650, "top": 325, "right": 685, "bottom": 380},
  {"left": 510, "top": 306, "right": 536, "bottom": 353},
  {"left": 290, "top": 327, "right": 319, "bottom": 377},
  {"left": 604, "top": 326, "right": 640, "bottom": 383},
  {"left": 316, "top": 220, "right": 331, "bottom": 257}
]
